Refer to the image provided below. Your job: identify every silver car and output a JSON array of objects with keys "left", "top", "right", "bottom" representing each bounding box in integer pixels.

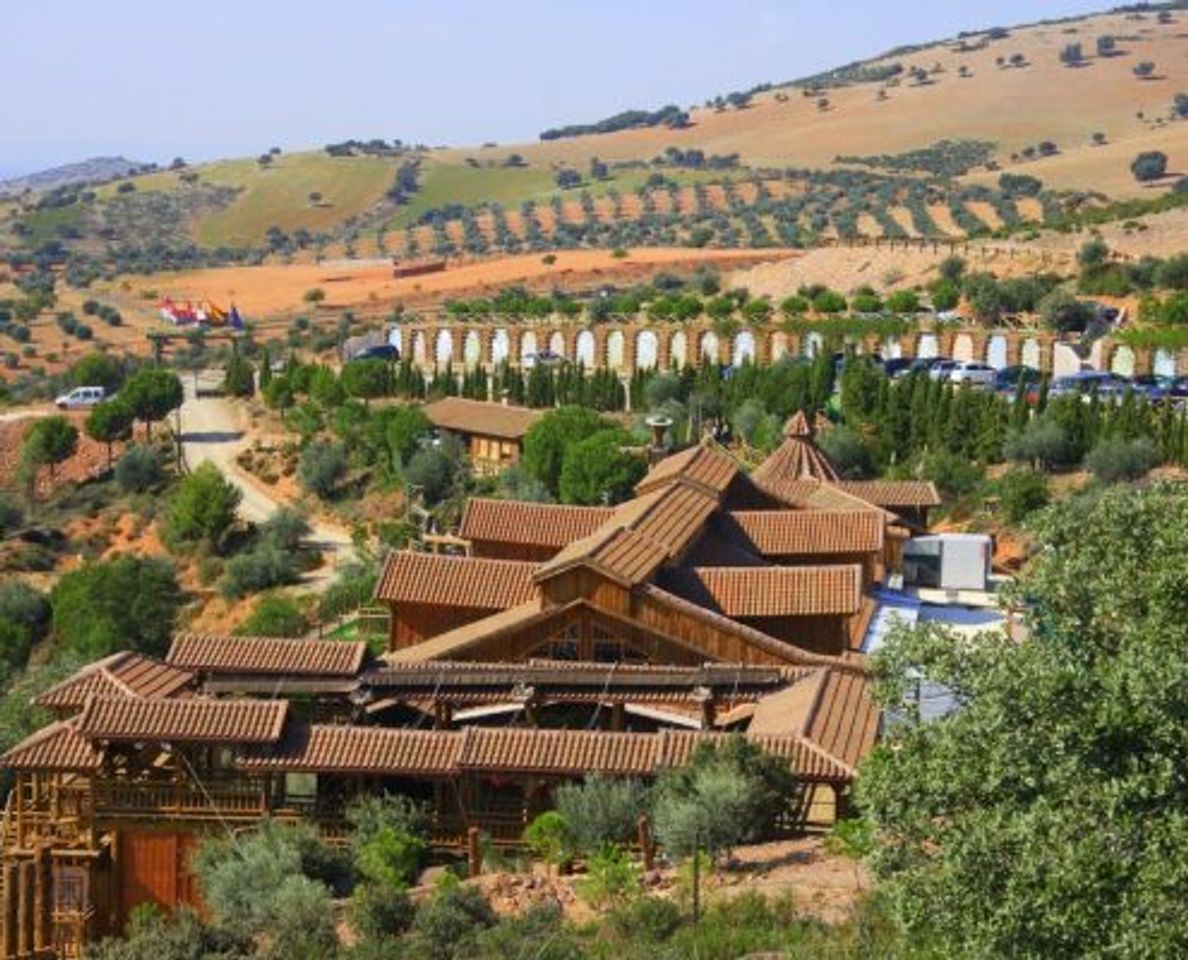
[{"left": 948, "top": 361, "right": 996, "bottom": 387}]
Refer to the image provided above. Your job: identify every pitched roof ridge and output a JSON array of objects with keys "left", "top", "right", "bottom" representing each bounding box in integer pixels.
[{"left": 798, "top": 669, "right": 832, "bottom": 738}]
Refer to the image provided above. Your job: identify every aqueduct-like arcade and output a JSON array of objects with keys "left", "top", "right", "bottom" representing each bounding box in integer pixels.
[{"left": 384, "top": 321, "right": 1183, "bottom": 380}]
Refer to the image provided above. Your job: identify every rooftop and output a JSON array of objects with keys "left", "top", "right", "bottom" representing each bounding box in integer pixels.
[
  {"left": 167, "top": 633, "right": 368, "bottom": 678},
  {"left": 422, "top": 397, "right": 543, "bottom": 441},
  {"left": 376, "top": 551, "right": 538, "bottom": 607}
]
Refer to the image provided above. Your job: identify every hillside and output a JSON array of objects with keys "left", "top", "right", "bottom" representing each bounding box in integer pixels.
[
  {"left": 0, "top": 156, "right": 150, "bottom": 197},
  {"left": 4, "top": 6, "right": 1188, "bottom": 269}
]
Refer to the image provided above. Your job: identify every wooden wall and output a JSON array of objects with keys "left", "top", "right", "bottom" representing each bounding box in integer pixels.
[
  {"left": 390, "top": 602, "right": 506, "bottom": 649},
  {"left": 116, "top": 831, "right": 202, "bottom": 926}
]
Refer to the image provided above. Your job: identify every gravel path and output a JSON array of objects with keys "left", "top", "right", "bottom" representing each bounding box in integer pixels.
[{"left": 179, "top": 371, "right": 355, "bottom": 589}]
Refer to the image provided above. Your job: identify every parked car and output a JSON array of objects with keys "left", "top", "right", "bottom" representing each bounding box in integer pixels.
[
  {"left": 948, "top": 361, "right": 996, "bottom": 387},
  {"left": 883, "top": 357, "right": 913, "bottom": 378},
  {"left": 349, "top": 343, "right": 399, "bottom": 362},
  {"left": 1048, "top": 371, "right": 1130, "bottom": 398},
  {"left": 55, "top": 386, "right": 106, "bottom": 409},
  {"left": 1168, "top": 376, "right": 1188, "bottom": 401},
  {"left": 927, "top": 359, "right": 960, "bottom": 382},
  {"left": 994, "top": 365, "right": 1040, "bottom": 392},
  {"left": 897, "top": 356, "right": 951, "bottom": 379},
  {"left": 525, "top": 349, "right": 564, "bottom": 368},
  {"left": 1129, "top": 374, "right": 1173, "bottom": 402}
]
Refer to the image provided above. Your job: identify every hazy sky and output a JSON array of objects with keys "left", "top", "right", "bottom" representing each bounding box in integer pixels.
[{"left": 1, "top": 0, "right": 1107, "bottom": 178}]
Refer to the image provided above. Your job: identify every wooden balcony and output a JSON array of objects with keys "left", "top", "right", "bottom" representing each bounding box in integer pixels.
[{"left": 90, "top": 781, "right": 267, "bottom": 822}]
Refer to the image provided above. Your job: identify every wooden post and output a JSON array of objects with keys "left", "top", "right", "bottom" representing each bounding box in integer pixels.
[
  {"left": 18, "top": 860, "right": 34, "bottom": 958},
  {"left": 33, "top": 846, "right": 49, "bottom": 953},
  {"left": 637, "top": 814, "right": 655, "bottom": 871},
  {"left": 2, "top": 860, "right": 17, "bottom": 960},
  {"left": 467, "top": 827, "right": 483, "bottom": 878},
  {"left": 610, "top": 702, "right": 626, "bottom": 731}
]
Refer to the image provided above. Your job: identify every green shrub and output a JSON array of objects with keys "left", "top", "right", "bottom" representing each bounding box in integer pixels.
[
  {"left": 994, "top": 468, "right": 1050, "bottom": 523},
  {"left": 921, "top": 449, "right": 985, "bottom": 499},
  {"left": 818, "top": 425, "right": 875, "bottom": 479},
  {"left": 234, "top": 594, "right": 309, "bottom": 637},
  {"left": 404, "top": 445, "right": 461, "bottom": 505},
  {"left": 221, "top": 547, "right": 299, "bottom": 598},
  {"left": 0, "top": 493, "right": 23, "bottom": 534},
  {"left": 558, "top": 429, "right": 645, "bottom": 505},
  {"left": 349, "top": 883, "right": 415, "bottom": 944},
  {"left": 1086, "top": 436, "right": 1158, "bottom": 484},
  {"left": 114, "top": 445, "right": 163, "bottom": 493},
  {"left": 1004, "top": 418, "right": 1076, "bottom": 471},
  {"left": 554, "top": 774, "right": 649, "bottom": 856},
  {"left": 523, "top": 811, "right": 573, "bottom": 869},
  {"left": 608, "top": 895, "right": 682, "bottom": 945},
  {"left": 406, "top": 876, "right": 497, "bottom": 960},
  {"left": 223, "top": 355, "right": 256, "bottom": 398},
  {"left": 165, "top": 461, "right": 242, "bottom": 548},
  {"left": 51, "top": 555, "right": 181, "bottom": 658},
  {"left": 298, "top": 441, "right": 347, "bottom": 499},
  {"left": 578, "top": 845, "right": 641, "bottom": 909}
]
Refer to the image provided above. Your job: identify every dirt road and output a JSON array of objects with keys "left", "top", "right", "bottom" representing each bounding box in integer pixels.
[{"left": 180, "top": 372, "right": 355, "bottom": 587}]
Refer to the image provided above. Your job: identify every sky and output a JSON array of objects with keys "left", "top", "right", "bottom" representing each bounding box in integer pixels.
[{"left": 0, "top": 0, "right": 1109, "bottom": 179}]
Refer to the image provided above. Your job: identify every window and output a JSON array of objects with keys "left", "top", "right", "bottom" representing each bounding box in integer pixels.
[{"left": 284, "top": 772, "right": 318, "bottom": 805}]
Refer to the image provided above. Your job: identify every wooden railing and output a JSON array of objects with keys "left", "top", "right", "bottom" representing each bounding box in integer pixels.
[{"left": 92, "top": 781, "right": 266, "bottom": 820}]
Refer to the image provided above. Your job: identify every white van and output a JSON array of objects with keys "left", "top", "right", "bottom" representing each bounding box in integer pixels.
[{"left": 55, "top": 386, "right": 106, "bottom": 409}]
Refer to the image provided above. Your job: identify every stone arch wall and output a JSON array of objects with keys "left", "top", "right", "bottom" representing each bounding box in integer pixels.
[
  {"left": 670, "top": 330, "right": 688, "bottom": 368},
  {"left": 434, "top": 329, "right": 454, "bottom": 366},
  {"left": 1052, "top": 343, "right": 1082, "bottom": 377},
  {"left": 1021, "top": 338, "right": 1040, "bottom": 370},
  {"left": 576, "top": 330, "right": 596, "bottom": 367},
  {"left": 917, "top": 333, "right": 939, "bottom": 359},
  {"left": 607, "top": 330, "right": 626, "bottom": 371},
  {"left": 986, "top": 335, "right": 1007, "bottom": 369},
  {"left": 491, "top": 329, "right": 510, "bottom": 365},
  {"left": 953, "top": 334, "right": 974, "bottom": 362},
  {"left": 771, "top": 332, "right": 790, "bottom": 362},
  {"left": 411, "top": 331, "right": 426, "bottom": 365},
  {"left": 1110, "top": 345, "right": 1135, "bottom": 377},
  {"left": 520, "top": 330, "right": 538, "bottom": 364},
  {"left": 549, "top": 330, "right": 566, "bottom": 358},
  {"left": 389, "top": 328, "right": 403, "bottom": 355},
  {"left": 699, "top": 330, "right": 719, "bottom": 364},
  {"left": 636, "top": 330, "right": 659, "bottom": 370},
  {"left": 1154, "top": 348, "right": 1177, "bottom": 378},
  {"left": 804, "top": 332, "right": 823, "bottom": 358},
  {"left": 463, "top": 330, "right": 481, "bottom": 366},
  {"left": 733, "top": 330, "right": 756, "bottom": 366}
]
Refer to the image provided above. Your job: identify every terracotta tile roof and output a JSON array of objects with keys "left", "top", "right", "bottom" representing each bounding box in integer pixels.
[
  {"left": 804, "top": 670, "right": 880, "bottom": 769},
  {"left": 239, "top": 725, "right": 857, "bottom": 782},
  {"left": 458, "top": 727, "right": 662, "bottom": 776},
  {"left": 459, "top": 499, "right": 611, "bottom": 549},
  {"left": 746, "top": 671, "right": 830, "bottom": 735},
  {"left": 635, "top": 441, "right": 739, "bottom": 498},
  {"left": 836, "top": 481, "right": 941, "bottom": 509},
  {"left": 753, "top": 477, "right": 884, "bottom": 514},
  {"left": 238, "top": 725, "right": 462, "bottom": 775},
  {"left": 384, "top": 600, "right": 554, "bottom": 663},
  {"left": 76, "top": 697, "right": 288, "bottom": 744},
  {"left": 36, "top": 652, "right": 194, "bottom": 710},
  {"left": 722, "top": 510, "right": 884, "bottom": 556},
  {"left": 535, "top": 525, "right": 670, "bottom": 587},
  {"left": 167, "top": 634, "right": 367, "bottom": 678},
  {"left": 635, "top": 584, "right": 854, "bottom": 669},
  {"left": 663, "top": 565, "right": 863, "bottom": 618},
  {"left": 535, "top": 483, "right": 718, "bottom": 587},
  {"left": 753, "top": 437, "right": 840, "bottom": 484},
  {"left": 0, "top": 720, "right": 103, "bottom": 771},
  {"left": 660, "top": 730, "right": 853, "bottom": 781},
  {"left": 375, "top": 551, "right": 538, "bottom": 607},
  {"left": 423, "top": 397, "right": 542, "bottom": 440},
  {"left": 758, "top": 477, "right": 939, "bottom": 511}
]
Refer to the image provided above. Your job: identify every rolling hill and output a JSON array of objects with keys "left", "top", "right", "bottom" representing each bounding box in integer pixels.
[{"left": 5, "top": 5, "right": 1188, "bottom": 266}]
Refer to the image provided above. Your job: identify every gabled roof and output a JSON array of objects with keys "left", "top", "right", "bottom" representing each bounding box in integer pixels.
[
  {"left": 35, "top": 652, "right": 194, "bottom": 710},
  {"left": 663, "top": 565, "right": 864, "bottom": 618},
  {"left": 835, "top": 480, "right": 941, "bottom": 509},
  {"left": 459, "top": 499, "right": 611, "bottom": 549},
  {"left": 76, "top": 697, "right": 288, "bottom": 744},
  {"left": 722, "top": 510, "right": 884, "bottom": 556},
  {"left": 635, "top": 441, "right": 739, "bottom": 498},
  {"left": 458, "top": 727, "right": 662, "bottom": 776},
  {"left": 167, "top": 634, "right": 367, "bottom": 678},
  {"left": 534, "top": 525, "right": 671, "bottom": 588},
  {"left": 0, "top": 720, "right": 103, "bottom": 771},
  {"left": 375, "top": 551, "right": 538, "bottom": 607},
  {"left": 422, "top": 397, "right": 543, "bottom": 440}
]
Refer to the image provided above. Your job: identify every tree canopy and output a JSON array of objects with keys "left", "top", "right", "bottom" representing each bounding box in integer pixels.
[
  {"left": 859, "top": 484, "right": 1188, "bottom": 959},
  {"left": 522, "top": 406, "right": 615, "bottom": 497}
]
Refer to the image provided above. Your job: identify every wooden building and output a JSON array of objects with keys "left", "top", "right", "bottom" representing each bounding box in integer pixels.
[
  {"left": 0, "top": 413, "right": 933, "bottom": 957},
  {"left": 422, "top": 397, "right": 542, "bottom": 474}
]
